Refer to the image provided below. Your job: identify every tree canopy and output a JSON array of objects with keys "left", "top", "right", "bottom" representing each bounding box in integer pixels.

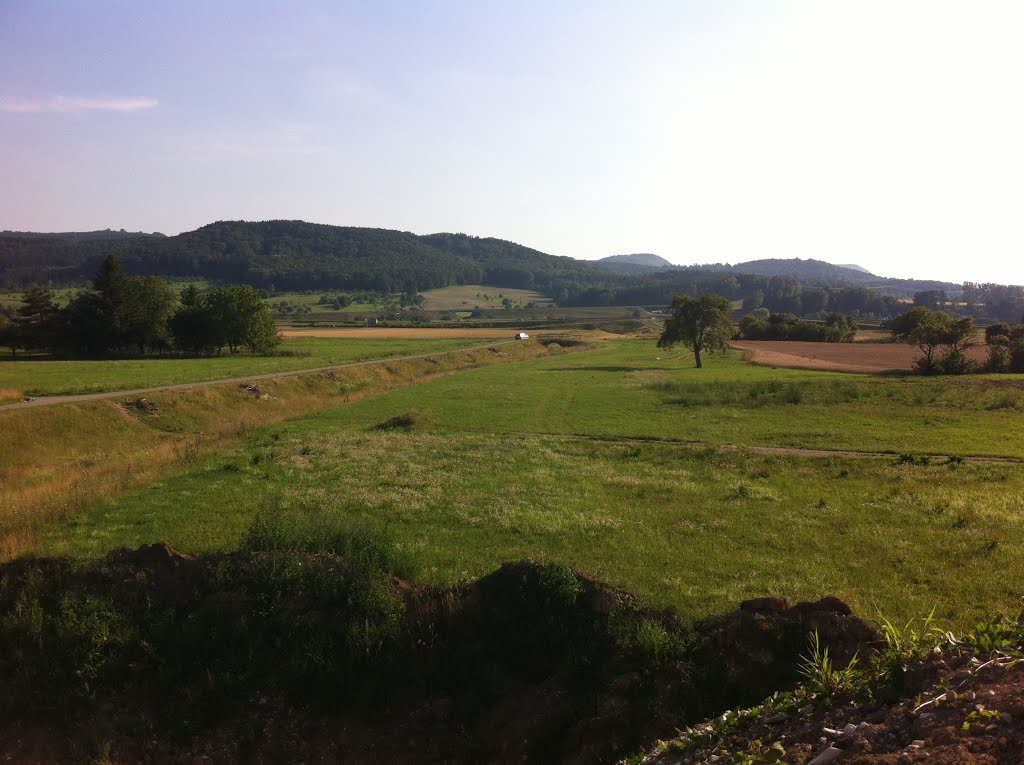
[
  {"left": 889, "top": 306, "right": 975, "bottom": 374},
  {"left": 657, "top": 293, "right": 735, "bottom": 368}
]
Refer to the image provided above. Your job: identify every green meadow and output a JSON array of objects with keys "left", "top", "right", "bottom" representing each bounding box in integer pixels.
[
  {"left": 36, "top": 339, "right": 1024, "bottom": 627},
  {"left": 0, "top": 337, "right": 483, "bottom": 396}
]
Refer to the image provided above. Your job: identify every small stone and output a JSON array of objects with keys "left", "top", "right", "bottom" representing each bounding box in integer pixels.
[
  {"left": 944, "top": 690, "right": 957, "bottom": 703},
  {"left": 919, "top": 712, "right": 935, "bottom": 721},
  {"left": 765, "top": 712, "right": 789, "bottom": 724},
  {"left": 911, "top": 740, "right": 925, "bottom": 747},
  {"left": 807, "top": 746, "right": 845, "bottom": 765},
  {"left": 843, "top": 723, "right": 858, "bottom": 736}
]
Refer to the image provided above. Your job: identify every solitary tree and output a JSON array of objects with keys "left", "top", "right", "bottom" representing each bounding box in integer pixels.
[{"left": 657, "top": 293, "right": 735, "bottom": 368}]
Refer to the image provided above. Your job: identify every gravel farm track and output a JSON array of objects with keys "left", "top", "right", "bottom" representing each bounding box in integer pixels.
[
  {"left": 731, "top": 340, "right": 989, "bottom": 374},
  {"left": 279, "top": 327, "right": 618, "bottom": 339}
]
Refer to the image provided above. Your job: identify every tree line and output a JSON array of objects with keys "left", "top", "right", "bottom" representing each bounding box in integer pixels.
[
  {"left": 736, "top": 312, "right": 857, "bottom": 343},
  {"left": 0, "top": 256, "right": 278, "bottom": 358},
  {"left": 655, "top": 293, "right": 1023, "bottom": 376}
]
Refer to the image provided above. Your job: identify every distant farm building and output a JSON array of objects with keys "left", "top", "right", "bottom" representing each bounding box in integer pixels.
[
  {"left": 514, "top": 332, "right": 530, "bottom": 340},
  {"left": 366, "top": 318, "right": 378, "bottom": 327}
]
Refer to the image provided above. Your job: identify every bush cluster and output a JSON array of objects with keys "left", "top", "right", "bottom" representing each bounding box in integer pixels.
[
  {"left": 985, "top": 322, "right": 1024, "bottom": 373},
  {"left": 736, "top": 312, "right": 856, "bottom": 343}
]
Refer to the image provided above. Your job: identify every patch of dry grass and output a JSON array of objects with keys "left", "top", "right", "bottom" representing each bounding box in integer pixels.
[{"left": 1, "top": 340, "right": 581, "bottom": 559}]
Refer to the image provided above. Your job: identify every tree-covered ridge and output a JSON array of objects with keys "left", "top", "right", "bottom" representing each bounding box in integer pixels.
[{"left": 3, "top": 219, "right": 1022, "bottom": 320}]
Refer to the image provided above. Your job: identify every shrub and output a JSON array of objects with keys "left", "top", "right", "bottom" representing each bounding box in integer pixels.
[
  {"left": 936, "top": 348, "right": 976, "bottom": 375},
  {"left": 987, "top": 343, "right": 1011, "bottom": 373}
]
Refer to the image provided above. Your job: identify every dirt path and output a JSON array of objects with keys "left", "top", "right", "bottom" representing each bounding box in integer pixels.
[
  {"left": 0, "top": 340, "right": 516, "bottom": 412},
  {"left": 280, "top": 327, "right": 616, "bottom": 339},
  {"left": 446, "top": 427, "right": 1024, "bottom": 464}
]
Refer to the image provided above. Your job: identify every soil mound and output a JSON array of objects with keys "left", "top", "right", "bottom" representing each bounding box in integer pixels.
[{"left": 0, "top": 547, "right": 903, "bottom": 764}]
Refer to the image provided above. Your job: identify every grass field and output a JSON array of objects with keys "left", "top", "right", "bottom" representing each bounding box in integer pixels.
[
  {"left": 419, "top": 284, "right": 554, "bottom": 310},
  {"left": 0, "top": 337, "right": 485, "bottom": 396},
  {"left": 33, "top": 339, "right": 1024, "bottom": 627}
]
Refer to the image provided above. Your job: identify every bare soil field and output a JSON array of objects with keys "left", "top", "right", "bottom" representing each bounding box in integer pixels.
[
  {"left": 281, "top": 327, "right": 616, "bottom": 339},
  {"left": 732, "top": 340, "right": 988, "bottom": 374}
]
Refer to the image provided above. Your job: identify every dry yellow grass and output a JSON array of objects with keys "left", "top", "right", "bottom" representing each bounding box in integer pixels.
[
  {"left": 0, "top": 388, "right": 22, "bottom": 402},
  {"left": 0, "top": 340, "right": 581, "bottom": 559}
]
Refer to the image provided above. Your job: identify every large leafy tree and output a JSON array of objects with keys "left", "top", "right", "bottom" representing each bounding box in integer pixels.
[
  {"left": 657, "top": 293, "right": 735, "bottom": 368},
  {"left": 204, "top": 285, "right": 279, "bottom": 354},
  {"left": 117, "top": 276, "right": 177, "bottom": 354},
  {"left": 889, "top": 306, "right": 974, "bottom": 374}
]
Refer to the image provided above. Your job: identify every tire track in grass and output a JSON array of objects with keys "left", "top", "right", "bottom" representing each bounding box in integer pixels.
[{"left": 433, "top": 427, "right": 1024, "bottom": 464}]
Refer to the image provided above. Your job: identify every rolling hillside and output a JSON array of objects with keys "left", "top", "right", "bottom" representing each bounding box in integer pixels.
[{"left": 3, "top": 219, "right": 1020, "bottom": 319}]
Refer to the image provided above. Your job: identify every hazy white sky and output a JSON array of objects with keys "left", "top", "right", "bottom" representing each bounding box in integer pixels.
[{"left": 2, "top": 1, "right": 1022, "bottom": 284}]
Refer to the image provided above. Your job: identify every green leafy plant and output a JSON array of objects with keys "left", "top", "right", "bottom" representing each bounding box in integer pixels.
[
  {"left": 731, "top": 740, "right": 788, "bottom": 764},
  {"left": 962, "top": 706, "right": 1000, "bottom": 730},
  {"left": 798, "top": 631, "right": 861, "bottom": 695}
]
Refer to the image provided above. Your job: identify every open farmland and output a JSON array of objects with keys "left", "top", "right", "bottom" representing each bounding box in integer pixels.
[
  {"left": 280, "top": 327, "right": 616, "bottom": 339},
  {"left": 30, "top": 339, "right": 1024, "bottom": 628},
  {"left": 0, "top": 337, "right": 485, "bottom": 397},
  {"left": 733, "top": 339, "right": 989, "bottom": 374},
  {"left": 419, "top": 284, "right": 554, "bottom": 310}
]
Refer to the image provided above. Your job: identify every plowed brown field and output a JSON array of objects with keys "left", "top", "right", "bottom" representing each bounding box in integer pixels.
[{"left": 731, "top": 340, "right": 988, "bottom": 373}]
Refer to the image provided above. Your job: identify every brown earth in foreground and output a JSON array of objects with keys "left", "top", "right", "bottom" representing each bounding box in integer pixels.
[
  {"left": 281, "top": 327, "right": 617, "bottom": 339},
  {"left": 731, "top": 341, "right": 989, "bottom": 374},
  {"left": 644, "top": 644, "right": 1024, "bottom": 765}
]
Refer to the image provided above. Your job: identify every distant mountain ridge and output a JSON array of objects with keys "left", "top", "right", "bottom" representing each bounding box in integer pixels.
[
  {"left": 0, "top": 229, "right": 166, "bottom": 242},
  {"left": 722, "top": 258, "right": 877, "bottom": 283},
  {"left": 4, "top": 219, "right": 1019, "bottom": 319},
  {"left": 595, "top": 253, "right": 674, "bottom": 271}
]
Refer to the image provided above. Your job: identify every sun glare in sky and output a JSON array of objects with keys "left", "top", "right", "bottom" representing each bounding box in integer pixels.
[{"left": 1, "top": 1, "right": 1022, "bottom": 284}]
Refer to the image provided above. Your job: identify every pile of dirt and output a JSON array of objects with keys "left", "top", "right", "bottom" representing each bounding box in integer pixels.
[
  {"left": 0, "top": 548, "right": 936, "bottom": 765},
  {"left": 123, "top": 396, "right": 158, "bottom": 413},
  {"left": 239, "top": 382, "right": 271, "bottom": 399},
  {"left": 640, "top": 647, "right": 1024, "bottom": 764}
]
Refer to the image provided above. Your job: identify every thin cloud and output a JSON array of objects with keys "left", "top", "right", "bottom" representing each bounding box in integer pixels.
[{"left": 0, "top": 96, "right": 159, "bottom": 113}]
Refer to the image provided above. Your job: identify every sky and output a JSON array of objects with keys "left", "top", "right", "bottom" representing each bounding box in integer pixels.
[{"left": 2, "top": 1, "right": 1023, "bottom": 285}]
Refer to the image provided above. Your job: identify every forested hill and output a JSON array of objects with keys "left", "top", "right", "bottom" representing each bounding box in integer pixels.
[
  {"left": 0, "top": 229, "right": 166, "bottom": 242},
  {"left": 3, "top": 220, "right": 1021, "bottom": 319},
  {"left": 0, "top": 220, "right": 606, "bottom": 294},
  {"left": 594, "top": 253, "right": 675, "bottom": 273}
]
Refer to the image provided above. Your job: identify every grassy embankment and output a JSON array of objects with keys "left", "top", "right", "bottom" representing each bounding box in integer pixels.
[
  {"left": 0, "top": 338, "right": 570, "bottom": 558},
  {"left": 0, "top": 337, "right": 486, "bottom": 397},
  {"left": 33, "top": 339, "right": 1024, "bottom": 627}
]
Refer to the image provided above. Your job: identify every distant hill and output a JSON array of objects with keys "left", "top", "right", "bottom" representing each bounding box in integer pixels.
[
  {"left": 0, "top": 220, "right": 605, "bottom": 294},
  {"left": 0, "top": 229, "right": 166, "bottom": 242},
  {"left": 728, "top": 258, "right": 878, "bottom": 283},
  {"left": 4, "top": 219, "right": 1019, "bottom": 319},
  {"left": 836, "top": 263, "right": 873, "bottom": 275},
  {"left": 594, "top": 253, "right": 674, "bottom": 273}
]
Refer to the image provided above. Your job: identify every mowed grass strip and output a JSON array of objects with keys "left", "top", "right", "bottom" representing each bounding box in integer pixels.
[
  {"left": 302, "top": 339, "right": 1024, "bottom": 458},
  {"left": 39, "top": 427, "right": 1024, "bottom": 628},
  {"left": 0, "top": 337, "right": 482, "bottom": 396}
]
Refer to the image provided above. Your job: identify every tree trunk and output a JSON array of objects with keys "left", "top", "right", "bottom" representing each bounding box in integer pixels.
[{"left": 694, "top": 346, "right": 702, "bottom": 368}]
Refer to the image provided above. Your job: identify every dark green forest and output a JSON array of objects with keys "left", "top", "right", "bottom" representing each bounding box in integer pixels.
[
  {"left": 3, "top": 220, "right": 1023, "bottom": 321},
  {"left": 0, "top": 256, "right": 277, "bottom": 358}
]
